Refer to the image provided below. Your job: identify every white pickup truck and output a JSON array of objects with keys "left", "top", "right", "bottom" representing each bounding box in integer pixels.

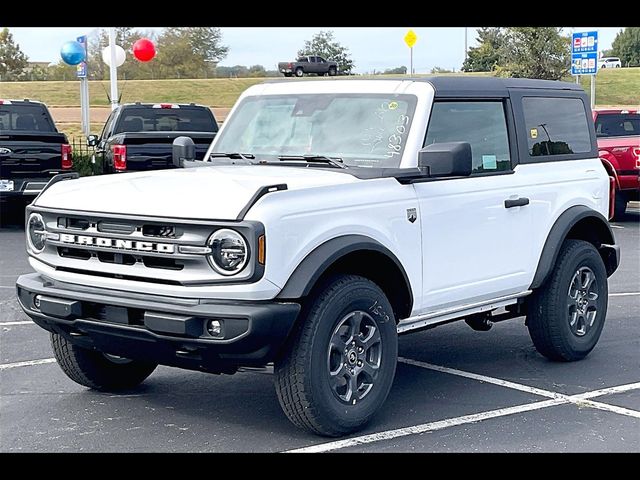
[{"left": 17, "top": 77, "right": 619, "bottom": 437}]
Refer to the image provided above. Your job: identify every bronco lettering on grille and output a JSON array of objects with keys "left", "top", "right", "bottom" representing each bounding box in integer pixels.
[{"left": 59, "top": 233, "right": 175, "bottom": 254}]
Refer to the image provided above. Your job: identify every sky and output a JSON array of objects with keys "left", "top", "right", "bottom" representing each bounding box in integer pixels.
[{"left": 5, "top": 27, "right": 624, "bottom": 74}]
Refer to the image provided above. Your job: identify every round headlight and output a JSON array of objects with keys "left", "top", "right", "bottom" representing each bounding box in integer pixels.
[
  {"left": 27, "top": 213, "right": 47, "bottom": 253},
  {"left": 207, "top": 229, "right": 249, "bottom": 275}
]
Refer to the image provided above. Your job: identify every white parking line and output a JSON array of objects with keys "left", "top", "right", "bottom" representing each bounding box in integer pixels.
[
  {"left": 399, "top": 358, "right": 640, "bottom": 418},
  {"left": 610, "top": 225, "right": 624, "bottom": 229},
  {"left": 287, "top": 361, "right": 640, "bottom": 453},
  {"left": 287, "top": 399, "right": 564, "bottom": 453},
  {"left": 0, "top": 286, "right": 15, "bottom": 289},
  {"left": 609, "top": 292, "right": 640, "bottom": 297},
  {"left": 0, "top": 358, "right": 56, "bottom": 371},
  {"left": 0, "top": 321, "right": 34, "bottom": 326}
]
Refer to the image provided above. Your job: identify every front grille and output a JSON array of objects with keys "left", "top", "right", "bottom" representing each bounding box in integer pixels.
[{"left": 35, "top": 209, "right": 225, "bottom": 285}]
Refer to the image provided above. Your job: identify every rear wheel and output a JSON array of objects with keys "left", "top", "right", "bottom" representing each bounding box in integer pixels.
[
  {"left": 527, "top": 240, "right": 608, "bottom": 361},
  {"left": 51, "top": 333, "right": 157, "bottom": 391},
  {"left": 328, "top": 67, "right": 337, "bottom": 76},
  {"left": 274, "top": 274, "right": 398, "bottom": 436},
  {"left": 295, "top": 67, "right": 304, "bottom": 77}
]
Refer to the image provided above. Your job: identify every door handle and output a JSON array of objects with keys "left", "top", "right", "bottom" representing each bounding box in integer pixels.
[{"left": 504, "top": 197, "right": 530, "bottom": 208}]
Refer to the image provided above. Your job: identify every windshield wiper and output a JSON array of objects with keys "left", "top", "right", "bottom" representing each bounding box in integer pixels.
[
  {"left": 278, "top": 155, "right": 346, "bottom": 169},
  {"left": 209, "top": 152, "right": 256, "bottom": 162}
]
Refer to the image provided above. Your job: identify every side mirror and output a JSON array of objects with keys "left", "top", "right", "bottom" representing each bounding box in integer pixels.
[
  {"left": 86, "top": 134, "right": 99, "bottom": 147},
  {"left": 418, "top": 142, "right": 472, "bottom": 177},
  {"left": 172, "top": 136, "right": 196, "bottom": 168}
]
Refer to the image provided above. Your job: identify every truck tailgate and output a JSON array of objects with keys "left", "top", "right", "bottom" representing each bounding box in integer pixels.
[{"left": 119, "top": 131, "right": 215, "bottom": 171}]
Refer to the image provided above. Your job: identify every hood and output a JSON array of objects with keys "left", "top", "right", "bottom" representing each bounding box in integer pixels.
[{"left": 35, "top": 165, "right": 359, "bottom": 220}]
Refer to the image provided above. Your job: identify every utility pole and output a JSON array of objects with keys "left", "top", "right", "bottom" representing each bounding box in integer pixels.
[
  {"left": 464, "top": 28, "right": 468, "bottom": 66},
  {"left": 108, "top": 28, "right": 119, "bottom": 111}
]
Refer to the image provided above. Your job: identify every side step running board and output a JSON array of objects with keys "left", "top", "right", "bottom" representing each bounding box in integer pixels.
[{"left": 397, "top": 291, "right": 531, "bottom": 334}]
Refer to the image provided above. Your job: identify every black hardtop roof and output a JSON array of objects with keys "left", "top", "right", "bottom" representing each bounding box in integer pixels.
[{"left": 261, "top": 76, "right": 583, "bottom": 97}]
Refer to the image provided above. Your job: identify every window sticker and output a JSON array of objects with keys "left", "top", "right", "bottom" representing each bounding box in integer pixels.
[
  {"left": 482, "top": 155, "right": 498, "bottom": 170},
  {"left": 530, "top": 128, "right": 538, "bottom": 139}
]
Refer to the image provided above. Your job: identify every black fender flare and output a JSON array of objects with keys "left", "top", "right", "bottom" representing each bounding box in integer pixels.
[
  {"left": 277, "top": 234, "right": 413, "bottom": 307},
  {"left": 530, "top": 206, "right": 617, "bottom": 289}
]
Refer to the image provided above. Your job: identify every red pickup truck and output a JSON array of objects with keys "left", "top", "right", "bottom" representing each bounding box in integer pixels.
[{"left": 593, "top": 109, "right": 640, "bottom": 219}]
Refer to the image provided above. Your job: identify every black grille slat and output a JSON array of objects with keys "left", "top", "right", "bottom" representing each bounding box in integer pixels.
[
  {"left": 57, "top": 247, "right": 91, "bottom": 260},
  {"left": 98, "top": 221, "right": 135, "bottom": 235}
]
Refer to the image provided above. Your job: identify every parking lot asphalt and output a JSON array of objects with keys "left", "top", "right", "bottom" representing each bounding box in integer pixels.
[{"left": 1, "top": 207, "right": 638, "bottom": 452}]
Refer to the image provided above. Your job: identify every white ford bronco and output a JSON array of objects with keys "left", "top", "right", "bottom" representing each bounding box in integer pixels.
[{"left": 17, "top": 78, "right": 620, "bottom": 437}]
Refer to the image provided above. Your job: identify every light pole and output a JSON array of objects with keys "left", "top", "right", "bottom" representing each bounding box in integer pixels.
[
  {"left": 464, "top": 27, "right": 468, "bottom": 66},
  {"left": 108, "top": 28, "right": 119, "bottom": 111}
]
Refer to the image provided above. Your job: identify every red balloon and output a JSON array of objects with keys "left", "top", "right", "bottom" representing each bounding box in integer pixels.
[{"left": 132, "top": 38, "right": 156, "bottom": 62}]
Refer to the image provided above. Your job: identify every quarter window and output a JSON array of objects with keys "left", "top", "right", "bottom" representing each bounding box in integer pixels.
[
  {"left": 425, "top": 101, "right": 511, "bottom": 173},
  {"left": 522, "top": 97, "right": 591, "bottom": 157}
]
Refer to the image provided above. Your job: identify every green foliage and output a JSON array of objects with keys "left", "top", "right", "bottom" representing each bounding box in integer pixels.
[
  {"left": 430, "top": 66, "right": 454, "bottom": 74},
  {"left": 382, "top": 66, "right": 407, "bottom": 74},
  {"left": 610, "top": 27, "right": 640, "bottom": 67},
  {"left": 0, "top": 28, "right": 28, "bottom": 81},
  {"left": 156, "top": 28, "right": 228, "bottom": 80},
  {"left": 298, "top": 31, "right": 355, "bottom": 74},
  {"left": 497, "top": 27, "right": 571, "bottom": 80},
  {"left": 462, "top": 27, "right": 503, "bottom": 72},
  {"left": 462, "top": 27, "right": 570, "bottom": 80}
]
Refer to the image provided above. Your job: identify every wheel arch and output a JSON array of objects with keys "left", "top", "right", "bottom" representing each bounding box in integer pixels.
[
  {"left": 530, "top": 206, "right": 619, "bottom": 290},
  {"left": 277, "top": 235, "right": 414, "bottom": 320},
  {"left": 599, "top": 154, "right": 620, "bottom": 189}
]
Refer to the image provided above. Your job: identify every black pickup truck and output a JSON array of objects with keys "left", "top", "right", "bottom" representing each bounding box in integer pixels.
[
  {"left": 0, "top": 99, "right": 72, "bottom": 208},
  {"left": 89, "top": 103, "right": 218, "bottom": 173}
]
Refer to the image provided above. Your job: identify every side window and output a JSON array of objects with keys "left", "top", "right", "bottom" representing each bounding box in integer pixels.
[
  {"left": 522, "top": 97, "right": 591, "bottom": 157},
  {"left": 101, "top": 111, "right": 116, "bottom": 139},
  {"left": 425, "top": 101, "right": 511, "bottom": 174},
  {"left": 317, "top": 57, "right": 325, "bottom": 63}
]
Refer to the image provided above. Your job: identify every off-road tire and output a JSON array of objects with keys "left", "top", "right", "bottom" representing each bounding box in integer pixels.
[
  {"left": 527, "top": 240, "right": 608, "bottom": 361},
  {"left": 274, "top": 274, "right": 398, "bottom": 437},
  {"left": 51, "top": 333, "right": 157, "bottom": 391}
]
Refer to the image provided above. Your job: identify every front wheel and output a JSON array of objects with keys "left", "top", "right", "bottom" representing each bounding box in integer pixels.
[
  {"left": 527, "top": 240, "right": 608, "bottom": 361},
  {"left": 274, "top": 274, "right": 398, "bottom": 436},
  {"left": 51, "top": 333, "right": 157, "bottom": 391}
]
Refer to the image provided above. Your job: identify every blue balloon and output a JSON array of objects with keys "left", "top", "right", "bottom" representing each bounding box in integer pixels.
[{"left": 60, "top": 41, "right": 86, "bottom": 66}]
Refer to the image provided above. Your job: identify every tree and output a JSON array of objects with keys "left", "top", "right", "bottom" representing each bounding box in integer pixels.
[
  {"left": 497, "top": 27, "right": 570, "bottom": 80},
  {"left": 0, "top": 28, "right": 28, "bottom": 81},
  {"left": 298, "top": 31, "right": 354, "bottom": 74},
  {"left": 462, "top": 27, "right": 504, "bottom": 72},
  {"left": 610, "top": 27, "right": 640, "bottom": 67},
  {"left": 156, "top": 28, "right": 228, "bottom": 79},
  {"left": 430, "top": 66, "right": 454, "bottom": 74},
  {"left": 383, "top": 66, "right": 407, "bottom": 75}
]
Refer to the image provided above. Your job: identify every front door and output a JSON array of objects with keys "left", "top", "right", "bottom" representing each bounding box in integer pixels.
[{"left": 413, "top": 100, "right": 534, "bottom": 313}]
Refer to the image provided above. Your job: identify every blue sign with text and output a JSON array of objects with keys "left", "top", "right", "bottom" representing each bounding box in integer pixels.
[
  {"left": 572, "top": 31, "right": 598, "bottom": 75},
  {"left": 76, "top": 35, "right": 88, "bottom": 78}
]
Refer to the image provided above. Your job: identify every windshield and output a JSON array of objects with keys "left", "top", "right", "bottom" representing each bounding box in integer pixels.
[
  {"left": 114, "top": 107, "right": 217, "bottom": 134},
  {"left": 213, "top": 94, "right": 418, "bottom": 168}
]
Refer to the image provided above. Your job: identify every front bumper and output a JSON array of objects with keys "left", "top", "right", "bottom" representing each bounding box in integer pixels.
[{"left": 16, "top": 273, "right": 300, "bottom": 373}]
